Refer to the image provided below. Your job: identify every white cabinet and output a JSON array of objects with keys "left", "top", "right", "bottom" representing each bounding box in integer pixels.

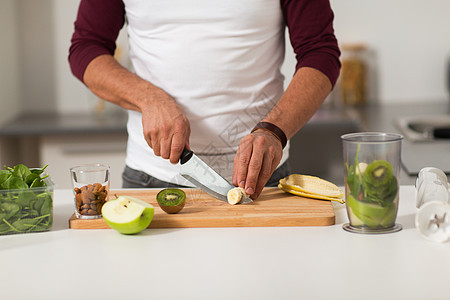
[{"left": 40, "top": 134, "right": 127, "bottom": 189}]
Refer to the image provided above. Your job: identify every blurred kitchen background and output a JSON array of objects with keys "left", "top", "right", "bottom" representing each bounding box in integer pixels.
[{"left": 1, "top": 0, "right": 449, "bottom": 188}]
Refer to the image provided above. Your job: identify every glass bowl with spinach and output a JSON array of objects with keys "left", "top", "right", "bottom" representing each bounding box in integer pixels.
[
  {"left": 342, "top": 132, "right": 403, "bottom": 234},
  {"left": 0, "top": 164, "right": 53, "bottom": 235}
]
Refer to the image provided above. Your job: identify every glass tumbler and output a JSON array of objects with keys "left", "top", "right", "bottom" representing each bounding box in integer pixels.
[
  {"left": 70, "top": 164, "right": 110, "bottom": 219},
  {"left": 341, "top": 132, "right": 403, "bottom": 234}
]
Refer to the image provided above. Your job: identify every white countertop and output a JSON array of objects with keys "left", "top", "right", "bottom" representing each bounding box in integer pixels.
[{"left": 1, "top": 186, "right": 449, "bottom": 300}]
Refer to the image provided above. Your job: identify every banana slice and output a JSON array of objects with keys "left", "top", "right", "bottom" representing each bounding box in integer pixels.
[
  {"left": 356, "top": 162, "right": 368, "bottom": 176},
  {"left": 227, "top": 187, "right": 249, "bottom": 205}
]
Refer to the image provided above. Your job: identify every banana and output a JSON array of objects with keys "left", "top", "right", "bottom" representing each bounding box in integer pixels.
[
  {"left": 356, "top": 162, "right": 368, "bottom": 176},
  {"left": 278, "top": 174, "right": 344, "bottom": 203},
  {"left": 227, "top": 187, "right": 249, "bottom": 205},
  {"left": 278, "top": 183, "right": 345, "bottom": 203},
  {"left": 283, "top": 174, "right": 344, "bottom": 198}
]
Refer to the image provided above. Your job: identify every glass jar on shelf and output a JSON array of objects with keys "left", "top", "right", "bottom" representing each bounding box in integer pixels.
[{"left": 339, "top": 43, "right": 368, "bottom": 106}]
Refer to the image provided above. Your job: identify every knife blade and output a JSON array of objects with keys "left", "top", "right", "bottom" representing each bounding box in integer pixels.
[{"left": 179, "top": 148, "right": 234, "bottom": 202}]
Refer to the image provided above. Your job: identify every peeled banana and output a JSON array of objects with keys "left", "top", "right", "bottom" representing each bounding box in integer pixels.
[
  {"left": 282, "top": 174, "right": 344, "bottom": 198},
  {"left": 279, "top": 174, "right": 344, "bottom": 203}
]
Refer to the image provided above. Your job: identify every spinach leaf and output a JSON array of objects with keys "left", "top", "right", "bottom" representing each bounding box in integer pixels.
[
  {"left": 2, "top": 218, "right": 22, "bottom": 233},
  {"left": 12, "top": 218, "right": 41, "bottom": 231},
  {"left": 26, "top": 209, "right": 40, "bottom": 218},
  {"left": 12, "top": 164, "right": 31, "bottom": 181},
  {"left": 33, "top": 224, "right": 50, "bottom": 231},
  {"left": 0, "top": 202, "right": 21, "bottom": 220},
  {"left": 30, "top": 165, "right": 48, "bottom": 175},
  {"left": 25, "top": 173, "right": 41, "bottom": 186},
  {"left": 0, "top": 170, "right": 11, "bottom": 186},
  {"left": 0, "top": 223, "right": 11, "bottom": 233},
  {"left": 17, "top": 191, "right": 35, "bottom": 207},
  {"left": 40, "top": 195, "right": 52, "bottom": 216},
  {"left": 2, "top": 175, "right": 29, "bottom": 190},
  {"left": 30, "top": 177, "right": 45, "bottom": 188},
  {"left": 33, "top": 195, "right": 45, "bottom": 212}
]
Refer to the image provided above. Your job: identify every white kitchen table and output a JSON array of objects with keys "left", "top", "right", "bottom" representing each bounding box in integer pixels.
[{"left": 1, "top": 186, "right": 449, "bottom": 300}]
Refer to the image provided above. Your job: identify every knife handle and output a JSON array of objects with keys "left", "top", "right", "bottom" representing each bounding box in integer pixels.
[
  {"left": 180, "top": 147, "right": 194, "bottom": 165},
  {"left": 433, "top": 127, "right": 450, "bottom": 139}
]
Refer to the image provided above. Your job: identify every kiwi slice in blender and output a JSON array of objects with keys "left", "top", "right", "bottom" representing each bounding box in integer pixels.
[{"left": 156, "top": 188, "right": 186, "bottom": 214}]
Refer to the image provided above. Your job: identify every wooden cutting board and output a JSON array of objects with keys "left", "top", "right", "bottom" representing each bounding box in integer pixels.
[{"left": 69, "top": 187, "right": 335, "bottom": 229}]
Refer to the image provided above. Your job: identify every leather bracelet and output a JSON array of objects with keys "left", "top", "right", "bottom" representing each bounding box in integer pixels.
[{"left": 251, "top": 121, "right": 287, "bottom": 149}]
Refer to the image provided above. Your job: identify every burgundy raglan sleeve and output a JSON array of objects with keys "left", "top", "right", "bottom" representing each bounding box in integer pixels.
[
  {"left": 68, "top": 0, "right": 126, "bottom": 83},
  {"left": 281, "top": 0, "right": 341, "bottom": 87}
]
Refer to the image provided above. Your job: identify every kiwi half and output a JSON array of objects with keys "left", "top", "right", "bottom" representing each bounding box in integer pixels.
[{"left": 156, "top": 188, "right": 186, "bottom": 214}]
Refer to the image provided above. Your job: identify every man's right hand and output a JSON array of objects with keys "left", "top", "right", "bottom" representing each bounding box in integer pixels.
[
  {"left": 140, "top": 89, "right": 190, "bottom": 164},
  {"left": 83, "top": 54, "right": 190, "bottom": 164}
]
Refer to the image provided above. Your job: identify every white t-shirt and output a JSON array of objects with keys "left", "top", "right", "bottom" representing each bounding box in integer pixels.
[{"left": 123, "top": 0, "right": 290, "bottom": 185}]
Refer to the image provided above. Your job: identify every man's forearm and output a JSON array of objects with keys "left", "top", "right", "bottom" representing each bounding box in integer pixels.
[
  {"left": 84, "top": 54, "right": 191, "bottom": 163},
  {"left": 83, "top": 54, "right": 165, "bottom": 113},
  {"left": 263, "top": 67, "right": 332, "bottom": 140}
]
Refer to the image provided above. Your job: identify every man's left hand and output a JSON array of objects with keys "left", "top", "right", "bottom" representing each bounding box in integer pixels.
[{"left": 232, "top": 130, "right": 283, "bottom": 200}]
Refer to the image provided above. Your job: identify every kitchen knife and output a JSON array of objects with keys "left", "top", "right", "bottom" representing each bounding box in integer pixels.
[
  {"left": 179, "top": 148, "right": 234, "bottom": 202},
  {"left": 432, "top": 127, "right": 450, "bottom": 139}
]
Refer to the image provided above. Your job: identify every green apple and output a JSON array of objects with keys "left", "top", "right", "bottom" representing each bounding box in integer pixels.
[{"left": 102, "top": 196, "right": 154, "bottom": 234}]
